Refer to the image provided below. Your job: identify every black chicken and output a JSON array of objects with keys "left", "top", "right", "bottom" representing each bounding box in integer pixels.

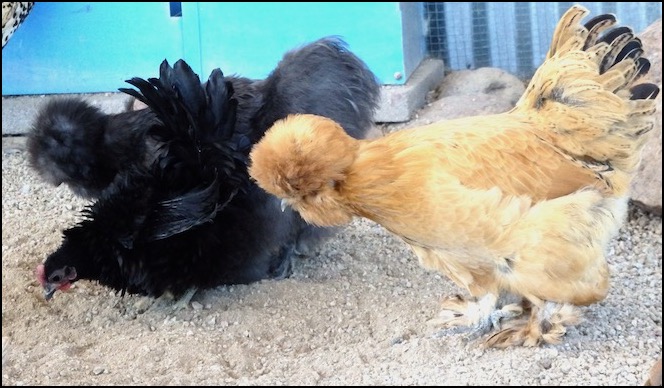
[
  {"left": 32, "top": 37, "right": 381, "bottom": 300},
  {"left": 36, "top": 58, "right": 249, "bottom": 299}
]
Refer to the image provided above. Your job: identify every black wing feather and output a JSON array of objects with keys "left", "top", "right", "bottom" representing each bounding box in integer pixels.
[{"left": 119, "top": 59, "right": 245, "bottom": 241}]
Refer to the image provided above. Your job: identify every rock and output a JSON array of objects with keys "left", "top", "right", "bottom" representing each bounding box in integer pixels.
[
  {"left": 92, "top": 367, "right": 106, "bottom": 375},
  {"left": 631, "top": 19, "right": 662, "bottom": 216},
  {"left": 434, "top": 67, "right": 526, "bottom": 104},
  {"left": 423, "top": 93, "right": 517, "bottom": 122},
  {"left": 397, "top": 67, "right": 526, "bottom": 129},
  {"left": 538, "top": 357, "right": 553, "bottom": 370}
]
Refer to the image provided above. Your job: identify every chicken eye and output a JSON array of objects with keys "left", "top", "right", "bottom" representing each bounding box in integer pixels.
[{"left": 49, "top": 274, "right": 61, "bottom": 282}]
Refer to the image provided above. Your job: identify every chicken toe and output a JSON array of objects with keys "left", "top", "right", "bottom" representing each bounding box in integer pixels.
[
  {"left": 430, "top": 293, "right": 523, "bottom": 340},
  {"left": 485, "top": 302, "right": 582, "bottom": 348},
  {"left": 167, "top": 288, "right": 199, "bottom": 311}
]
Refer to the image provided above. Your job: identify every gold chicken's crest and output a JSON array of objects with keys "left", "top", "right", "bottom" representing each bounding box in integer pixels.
[{"left": 249, "top": 5, "right": 660, "bottom": 347}]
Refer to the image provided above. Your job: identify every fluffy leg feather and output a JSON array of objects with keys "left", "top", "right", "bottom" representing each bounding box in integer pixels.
[
  {"left": 430, "top": 293, "right": 524, "bottom": 339},
  {"left": 484, "top": 301, "right": 582, "bottom": 348},
  {"left": 127, "top": 287, "right": 200, "bottom": 312},
  {"left": 170, "top": 287, "right": 198, "bottom": 311}
]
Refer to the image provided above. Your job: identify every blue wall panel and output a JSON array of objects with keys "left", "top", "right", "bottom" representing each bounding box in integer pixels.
[
  {"left": 191, "top": 2, "right": 409, "bottom": 85},
  {"left": 2, "top": 2, "right": 185, "bottom": 95},
  {"left": 2, "top": 2, "right": 421, "bottom": 96}
]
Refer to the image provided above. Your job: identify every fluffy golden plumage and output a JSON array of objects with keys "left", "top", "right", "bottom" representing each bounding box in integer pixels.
[
  {"left": 645, "top": 357, "right": 662, "bottom": 386},
  {"left": 248, "top": 5, "right": 660, "bottom": 347}
]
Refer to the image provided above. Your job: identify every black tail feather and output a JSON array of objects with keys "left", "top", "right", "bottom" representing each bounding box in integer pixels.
[
  {"left": 599, "top": 26, "right": 633, "bottom": 45},
  {"left": 635, "top": 58, "right": 651, "bottom": 80},
  {"left": 599, "top": 27, "right": 637, "bottom": 74},
  {"left": 583, "top": 13, "right": 617, "bottom": 49},
  {"left": 630, "top": 83, "right": 660, "bottom": 100},
  {"left": 614, "top": 40, "right": 643, "bottom": 62},
  {"left": 583, "top": 13, "right": 616, "bottom": 32},
  {"left": 118, "top": 59, "right": 245, "bottom": 240}
]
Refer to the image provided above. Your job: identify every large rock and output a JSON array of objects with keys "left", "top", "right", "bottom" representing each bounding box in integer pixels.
[
  {"left": 631, "top": 19, "right": 662, "bottom": 216},
  {"left": 434, "top": 67, "right": 526, "bottom": 104},
  {"left": 387, "top": 67, "right": 525, "bottom": 130}
]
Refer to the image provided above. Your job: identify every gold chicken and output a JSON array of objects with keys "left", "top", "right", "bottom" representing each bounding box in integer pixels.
[{"left": 248, "top": 5, "right": 660, "bottom": 347}]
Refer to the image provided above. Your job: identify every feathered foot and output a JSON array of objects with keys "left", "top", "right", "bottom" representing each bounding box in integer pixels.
[
  {"left": 429, "top": 293, "right": 524, "bottom": 340},
  {"left": 170, "top": 287, "right": 199, "bottom": 311},
  {"left": 484, "top": 301, "right": 582, "bottom": 348},
  {"left": 644, "top": 357, "right": 662, "bottom": 386},
  {"left": 131, "top": 295, "right": 157, "bottom": 313},
  {"left": 131, "top": 287, "right": 199, "bottom": 312},
  {"left": 293, "top": 225, "right": 338, "bottom": 258},
  {"left": 270, "top": 245, "right": 296, "bottom": 280}
]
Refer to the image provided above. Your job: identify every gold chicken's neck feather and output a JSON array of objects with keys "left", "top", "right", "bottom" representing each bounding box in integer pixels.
[{"left": 249, "top": 4, "right": 660, "bottom": 349}]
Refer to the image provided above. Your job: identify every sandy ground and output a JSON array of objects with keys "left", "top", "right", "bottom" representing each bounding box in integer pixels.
[{"left": 1, "top": 99, "right": 662, "bottom": 385}]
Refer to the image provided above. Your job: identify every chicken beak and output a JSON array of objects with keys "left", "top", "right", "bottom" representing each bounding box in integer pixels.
[
  {"left": 43, "top": 283, "right": 57, "bottom": 301},
  {"left": 280, "top": 199, "right": 288, "bottom": 212}
]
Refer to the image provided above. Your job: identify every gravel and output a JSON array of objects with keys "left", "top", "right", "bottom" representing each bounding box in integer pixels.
[{"left": 1, "top": 131, "right": 661, "bottom": 385}]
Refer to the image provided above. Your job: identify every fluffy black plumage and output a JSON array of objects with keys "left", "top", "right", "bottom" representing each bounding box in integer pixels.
[
  {"left": 27, "top": 98, "right": 158, "bottom": 198},
  {"left": 33, "top": 37, "right": 381, "bottom": 299},
  {"left": 37, "top": 58, "right": 250, "bottom": 298}
]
